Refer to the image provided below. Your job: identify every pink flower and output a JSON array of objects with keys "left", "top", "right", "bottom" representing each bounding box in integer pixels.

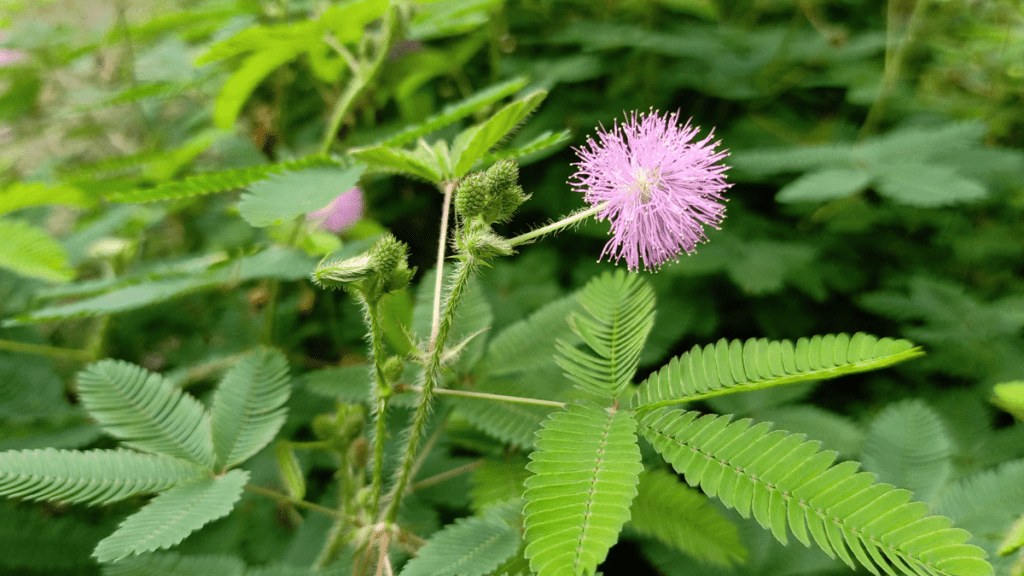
[
  {"left": 570, "top": 110, "right": 731, "bottom": 272},
  {"left": 307, "top": 187, "right": 364, "bottom": 233}
]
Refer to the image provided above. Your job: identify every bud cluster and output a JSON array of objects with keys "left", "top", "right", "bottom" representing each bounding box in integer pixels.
[
  {"left": 454, "top": 159, "right": 528, "bottom": 225},
  {"left": 312, "top": 233, "right": 415, "bottom": 301},
  {"left": 453, "top": 160, "right": 528, "bottom": 260}
]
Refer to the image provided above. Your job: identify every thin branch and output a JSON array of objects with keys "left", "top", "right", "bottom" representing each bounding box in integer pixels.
[
  {"left": 430, "top": 181, "right": 456, "bottom": 350},
  {"left": 243, "top": 483, "right": 341, "bottom": 518},
  {"left": 507, "top": 202, "right": 606, "bottom": 247},
  {"left": 402, "top": 384, "right": 567, "bottom": 409},
  {"left": 410, "top": 459, "right": 484, "bottom": 492},
  {"left": 0, "top": 339, "right": 94, "bottom": 362}
]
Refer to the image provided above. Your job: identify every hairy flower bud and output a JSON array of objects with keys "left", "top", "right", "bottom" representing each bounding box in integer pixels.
[
  {"left": 369, "top": 234, "right": 405, "bottom": 276},
  {"left": 381, "top": 356, "right": 404, "bottom": 383},
  {"left": 455, "top": 172, "right": 490, "bottom": 220},
  {"left": 486, "top": 158, "right": 519, "bottom": 192},
  {"left": 313, "top": 254, "right": 373, "bottom": 290}
]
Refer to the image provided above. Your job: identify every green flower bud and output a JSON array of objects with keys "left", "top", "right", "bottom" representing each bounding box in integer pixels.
[
  {"left": 312, "top": 414, "right": 337, "bottom": 441},
  {"left": 497, "top": 183, "right": 529, "bottom": 220},
  {"left": 312, "top": 254, "right": 373, "bottom": 290},
  {"left": 455, "top": 172, "right": 490, "bottom": 220},
  {"left": 486, "top": 159, "right": 519, "bottom": 192},
  {"left": 369, "top": 234, "right": 405, "bottom": 276},
  {"left": 381, "top": 356, "right": 404, "bottom": 383}
]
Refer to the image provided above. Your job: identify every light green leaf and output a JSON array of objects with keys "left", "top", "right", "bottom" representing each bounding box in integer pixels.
[
  {"left": 106, "top": 155, "right": 342, "bottom": 203},
  {"left": 377, "top": 76, "right": 529, "bottom": 148},
  {"left": 993, "top": 381, "right": 1024, "bottom": 421},
  {"left": 480, "top": 129, "right": 572, "bottom": 167},
  {"left": 523, "top": 401, "right": 642, "bottom": 576},
  {"left": 214, "top": 48, "right": 303, "bottom": 129},
  {"left": 556, "top": 270, "right": 656, "bottom": 398},
  {"left": 93, "top": 469, "right": 249, "bottom": 562},
  {"left": 103, "top": 552, "right": 245, "bottom": 576},
  {"left": 632, "top": 333, "right": 924, "bottom": 410},
  {"left": 642, "top": 408, "right": 993, "bottom": 576},
  {"left": 629, "top": 469, "right": 745, "bottom": 567},
  {"left": 352, "top": 141, "right": 444, "bottom": 183},
  {"left": 775, "top": 168, "right": 873, "bottom": 202},
  {"left": 0, "top": 218, "right": 74, "bottom": 283},
  {"left": 0, "top": 448, "right": 208, "bottom": 505},
  {"left": 237, "top": 165, "right": 365, "bottom": 227},
  {"left": 452, "top": 91, "right": 547, "bottom": 177},
  {"left": 872, "top": 163, "right": 988, "bottom": 206},
  {"left": 76, "top": 360, "right": 215, "bottom": 467},
  {"left": 400, "top": 502, "right": 521, "bottom": 576},
  {"left": 196, "top": 21, "right": 321, "bottom": 65},
  {"left": 0, "top": 182, "right": 93, "bottom": 215},
  {"left": 210, "top": 348, "right": 292, "bottom": 468},
  {"left": 861, "top": 399, "right": 952, "bottom": 503}
]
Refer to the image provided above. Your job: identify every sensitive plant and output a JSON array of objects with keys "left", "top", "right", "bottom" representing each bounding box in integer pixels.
[
  {"left": 1, "top": 2, "right": 1023, "bottom": 576},
  {"left": 0, "top": 100, "right": 996, "bottom": 576}
]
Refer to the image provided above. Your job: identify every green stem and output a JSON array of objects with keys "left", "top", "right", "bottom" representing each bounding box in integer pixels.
[
  {"left": 0, "top": 339, "right": 93, "bottom": 362},
  {"left": 401, "top": 384, "right": 566, "bottom": 408},
  {"left": 262, "top": 217, "right": 305, "bottom": 344},
  {"left": 383, "top": 257, "right": 479, "bottom": 523},
  {"left": 859, "top": 0, "right": 931, "bottom": 138},
  {"left": 507, "top": 202, "right": 607, "bottom": 247},
  {"left": 430, "top": 182, "right": 456, "bottom": 349},
  {"left": 243, "top": 483, "right": 340, "bottom": 518},
  {"left": 362, "top": 297, "right": 391, "bottom": 518},
  {"left": 318, "top": 8, "right": 397, "bottom": 155}
]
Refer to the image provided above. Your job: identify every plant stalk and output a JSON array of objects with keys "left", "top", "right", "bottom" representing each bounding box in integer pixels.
[
  {"left": 430, "top": 181, "right": 456, "bottom": 350},
  {"left": 0, "top": 339, "right": 94, "bottom": 362},
  {"left": 401, "top": 384, "right": 566, "bottom": 408},
  {"left": 383, "top": 257, "right": 479, "bottom": 523},
  {"left": 507, "top": 202, "right": 607, "bottom": 247},
  {"left": 318, "top": 7, "right": 397, "bottom": 155}
]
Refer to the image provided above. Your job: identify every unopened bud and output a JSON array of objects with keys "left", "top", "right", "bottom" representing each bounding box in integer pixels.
[
  {"left": 455, "top": 172, "right": 490, "bottom": 220},
  {"left": 369, "top": 234, "right": 404, "bottom": 275},
  {"left": 381, "top": 356, "right": 404, "bottom": 383},
  {"left": 486, "top": 159, "right": 519, "bottom": 192},
  {"left": 312, "top": 254, "right": 373, "bottom": 290}
]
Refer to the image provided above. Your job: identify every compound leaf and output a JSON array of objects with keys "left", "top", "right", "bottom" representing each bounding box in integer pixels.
[
  {"left": 629, "top": 469, "right": 746, "bottom": 567},
  {"left": 452, "top": 90, "right": 547, "bottom": 177},
  {"left": 641, "top": 408, "right": 993, "bottom": 576},
  {"left": 0, "top": 218, "right": 74, "bottom": 283},
  {"left": 861, "top": 399, "right": 952, "bottom": 503},
  {"left": 210, "top": 348, "right": 292, "bottom": 469},
  {"left": 237, "top": 165, "right": 365, "bottom": 227},
  {"left": 0, "top": 448, "right": 208, "bottom": 505},
  {"left": 107, "top": 155, "right": 342, "bottom": 203},
  {"left": 523, "top": 401, "right": 642, "bottom": 576},
  {"left": 632, "top": 333, "right": 923, "bottom": 410},
  {"left": 77, "top": 360, "right": 215, "bottom": 468},
  {"left": 400, "top": 502, "right": 522, "bottom": 576},
  {"left": 93, "top": 469, "right": 249, "bottom": 562},
  {"left": 556, "top": 270, "right": 656, "bottom": 398}
]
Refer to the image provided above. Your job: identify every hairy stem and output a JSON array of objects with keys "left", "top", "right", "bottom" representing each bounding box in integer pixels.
[
  {"left": 364, "top": 297, "right": 391, "bottom": 518},
  {"left": 859, "top": 0, "right": 931, "bottom": 138},
  {"left": 384, "top": 257, "right": 478, "bottom": 523},
  {"left": 507, "top": 202, "right": 607, "bottom": 246},
  {"left": 318, "top": 8, "right": 396, "bottom": 155},
  {"left": 401, "top": 384, "right": 567, "bottom": 408}
]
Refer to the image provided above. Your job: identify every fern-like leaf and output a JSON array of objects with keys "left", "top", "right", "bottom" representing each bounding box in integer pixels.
[
  {"left": 628, "top": 469, "right": 746, "bottom": 567},
  {"left": 77, "top": 360, "right": 215, "bottom": 468},
  {"left": 375, "top": 76, "right": 529, "bottom": 148},
  {"left": 523, "top": 401, "right": 643, "bottom": 576},
  {"left": 93, "top": 469, "right": 249, "bottom": 562},
  {"left": 862, "top": 400, "right": 952, "bottom": 503},
  {"left": 632, "top": 333, "right": 923, "bottom": 410},
  {"left": 237, "top": 165, "right": 365, "bottom": 227},
  {"left": 106, "top": 155, "right": 341, "bottom": 203},
  {"left": 210, "top": 348, "right": 291, "bottom": 469},
  {"left": 640, "top": 408, "right": 993, "bottom": 576},
  {"left": 481, "top": 294, "right": 581, "bottom": 377},
  {"left": 556, "top": 270, "right": 656, "bottom": 398},
  {"left": 452, "top": 377, "right": 559, "bottom": 449},
  {"left": 103, "top": 552, "right": 245, "bottom": 576},
  {"left": 470, "top": 458, "right": 530, "bottom": 512},
  {"left": 451, "top": 91, "right": 548, "bottom": 177},
  {"left": 400, "top": 501, "right": 522, "bottom": 576},
  {"left": 0, "top": 448, "right": 208, "bottom": 505},
  {"left": 0, "top": 218, "right": 74, "bottom": 283}
]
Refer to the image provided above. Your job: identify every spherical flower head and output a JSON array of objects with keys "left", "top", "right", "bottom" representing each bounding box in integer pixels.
[
  {"left": 570, "top": 110, "right": 731, "bottom": 272},
  {"left": 307, "top": 187, "right": 364, "bottom": 233}
]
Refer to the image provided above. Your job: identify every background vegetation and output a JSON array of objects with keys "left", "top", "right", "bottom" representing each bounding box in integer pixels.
[{"left": 1, "top": 0, "right": 1023, "bottom": 575}]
